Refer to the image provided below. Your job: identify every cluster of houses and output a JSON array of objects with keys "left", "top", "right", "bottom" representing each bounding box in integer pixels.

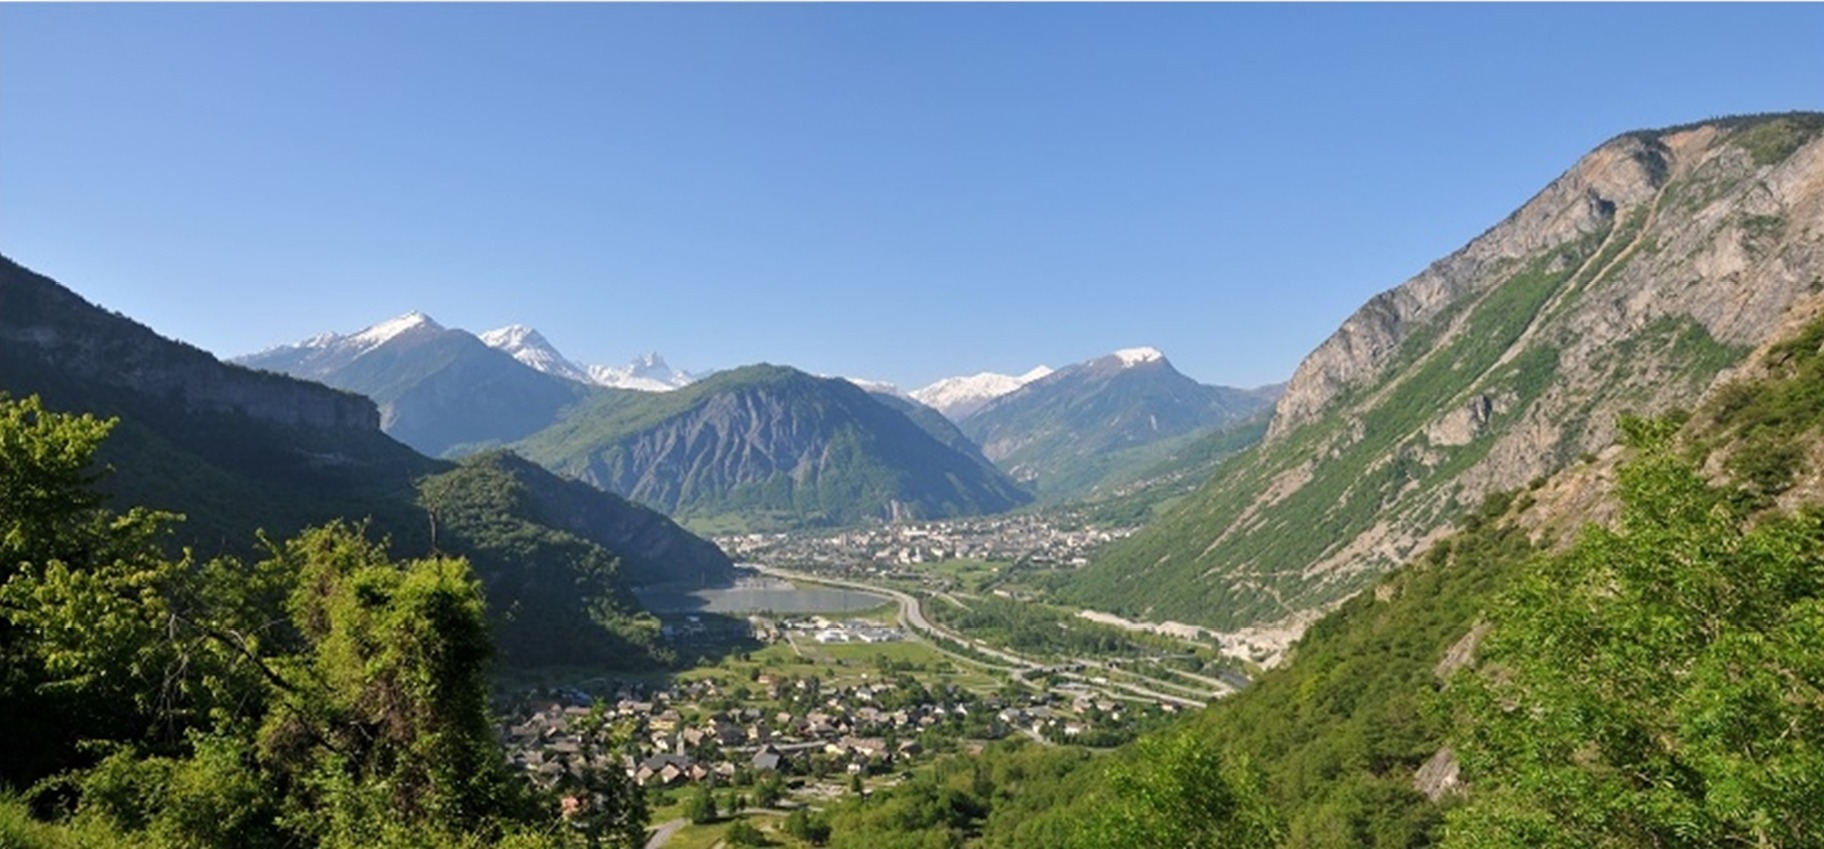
[
  {"left": 502, "top": 675, "right": 975, "bottom": 791},
  {"left": 717, "top": 513, "right": 1138, "bottom": 574},
  {"left": 499, "top": 669, "right": 1169, "bottom": 793}
]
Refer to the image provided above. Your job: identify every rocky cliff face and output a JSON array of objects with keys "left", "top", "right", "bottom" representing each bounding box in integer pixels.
[
  {"left": 1, "top": 255, "right": 379, "bottom": 431},
  {"left": 1064, "top": 113, "right": 1824, "bottom": 635}
]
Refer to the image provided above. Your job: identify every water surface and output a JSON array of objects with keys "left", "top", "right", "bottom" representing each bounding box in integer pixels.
[{"left": 635, "top": 575, "right": 888, "bottom": 614}]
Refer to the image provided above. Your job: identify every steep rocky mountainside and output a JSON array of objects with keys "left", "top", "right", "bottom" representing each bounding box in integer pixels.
[
  {"left": 1064, "top": 113, "right": 1824, "bottom": 633},
  {"left": 960, "top": 348, "right": 1278, "bottom": 501},
  {"left": 1160, "top": 302, "right": 1824, "bottom": 844},
  {"left": 238, "top": 315, "right": 601, "bottom": 457},
  {"left": 0, "top": 256, "right": 732, "bottom": 665},
  {"left": 514, "top": 364, "right": 1033, "bottom": 530}
]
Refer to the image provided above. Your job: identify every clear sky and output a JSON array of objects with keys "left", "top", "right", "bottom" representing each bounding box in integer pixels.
[{"left": 3, "top": 4, "right": 1821, "bottom": 390}]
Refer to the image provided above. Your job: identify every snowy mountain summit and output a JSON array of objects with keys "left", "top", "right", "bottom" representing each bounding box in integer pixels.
[
  {"left": 911, "top": 365, "right": 1053, "bottom": 421},
  {"left": 241, "top": 312, "right": 446, "bottom": 378},
  {"left": 587, "top": 353, "right": 696, "bottom": 393},
  {"left": 1110, "top": 346, "right": 1165, "bottom": 367},
  {"left": 477, "top": 326, "right": 697, "bottom": 392},
  {"left": 478, "top": 324, "right": 595, "bottom": 384}
]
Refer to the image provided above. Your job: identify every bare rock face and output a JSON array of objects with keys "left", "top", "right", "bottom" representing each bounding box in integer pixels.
[
  {"left": 1414, "top": 747, "right": 1464, "bottom": 802},
  {"left": 1435, "top": 621, "right": 1491, "bottom": 680},
  {"left": 1071, "top": 114, "right": 1824, "bottom": 633},
  {"left": 1425, "top": 394, "right": 1500, "bottom": 447}
]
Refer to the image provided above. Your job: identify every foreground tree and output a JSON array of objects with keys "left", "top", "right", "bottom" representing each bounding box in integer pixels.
[
  {"left": 1443, "top": 419, "right": 1824, "bottom": 847},
  {"left": 1066, "top": 729, "right": 1281, "bottom": 849}
]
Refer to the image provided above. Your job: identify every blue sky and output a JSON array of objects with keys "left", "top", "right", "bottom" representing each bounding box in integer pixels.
[{"left": 3, "top": 4, "right": 1821, "bottom": 390}]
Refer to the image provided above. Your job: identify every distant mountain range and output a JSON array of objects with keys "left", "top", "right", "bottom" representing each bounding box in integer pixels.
[
  {"left": 234, "top": 306, "right": 1285, "bottom": 528},
  {"left": 241, "top": 320, "right": 1039, "bottom": 531},
  {"left": 0, "top": 254, "right": 734, "bottom": 667}
]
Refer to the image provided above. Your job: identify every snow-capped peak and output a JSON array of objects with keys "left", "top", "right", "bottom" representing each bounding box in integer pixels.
[
  {"left": 910, "top": 366, "right": 1052, "bottom": 421},
  {"left": 839, "top": 377, "right": 907, "bottom": 398},
  {"left": 1110, "top": 347, "right": 1165, "bottom": 367},
  {"left": 479, "top": 324, "right": 594, "bottom": 384},
  {"left": 348, "top": 311, "right": 442, "bottom": 354},
  {"left": 587, "top": 353, "right": 697, "bottom": 392},
  {"left": 477, "top": 324, "right": 544, "bottom": 350}
]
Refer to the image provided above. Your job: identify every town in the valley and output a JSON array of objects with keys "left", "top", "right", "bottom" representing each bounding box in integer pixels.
[{"left": 494, "top": 513, "right": 1222, "bottom": 817}]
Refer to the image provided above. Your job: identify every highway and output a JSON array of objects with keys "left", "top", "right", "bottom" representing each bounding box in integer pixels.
[{"left": 751, "top": 565, "right": 1212, "bottom": 708}]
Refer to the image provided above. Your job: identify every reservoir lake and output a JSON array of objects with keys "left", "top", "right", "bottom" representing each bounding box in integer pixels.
[{"left": 634, "top": 574, "right": 889, "bottom": 615}]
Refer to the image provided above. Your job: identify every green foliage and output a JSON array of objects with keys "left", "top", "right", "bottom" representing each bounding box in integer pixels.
[
  {"left": 1728, "top": 112, "right": 1824, "bottom": 167},
  {"left": 752, "top": 773, "right": 785, "bottom": 808},
  {"left": 682, "top": 785, "right": 718, "bottom": 825},
  {"left": 1443, "top": 428, "right": 1824, "bottom": 847},
  {"left": 1159, "top": 490, "right": 1537, "bottom": 847},
  {"left": 783, "top": 807, "right": 832, "bottom": 845},
  {"left": 1703, "top": 315, "right": 1824, "bottom": 503},
  {"left": 259, "top": 523, "right": 525, "bottom": 843},
  {"left": 0, "top": 394, "right": 116, "bottom": 570},
  {"left": 927, "top": 595, "right": 1145, "bottom": 660},
  {"left": 1065, "top": 730, "right": 1281, "bottom": 849},
  {"left": 725, "top": 817, "right": 768, "bottom": 846}
]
